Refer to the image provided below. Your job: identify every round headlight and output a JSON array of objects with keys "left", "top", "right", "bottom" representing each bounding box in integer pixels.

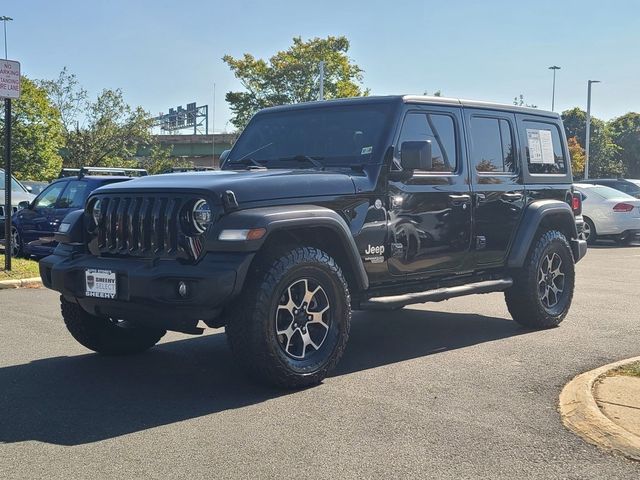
[
  {"left": 192, "top": 199, "right": 212, "bottom": 234},
  {"left": 91, "top": 199, "right": 102, "bottom": 226}
]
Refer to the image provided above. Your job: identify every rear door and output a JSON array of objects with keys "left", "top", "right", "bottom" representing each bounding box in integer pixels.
[
  {"left": 388, "top": 105, "right": 473, "bottom": 277},
  {"left": 464, "top": 109, "right": 525, "bottom": 267}
]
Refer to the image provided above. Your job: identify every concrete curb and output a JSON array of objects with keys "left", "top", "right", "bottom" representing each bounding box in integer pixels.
[
  {"left": 0, "top": 276, "right": 42, "bottom": 289},
  {"left": 559, "top": 356, "right": 640, "bottom": 461}
]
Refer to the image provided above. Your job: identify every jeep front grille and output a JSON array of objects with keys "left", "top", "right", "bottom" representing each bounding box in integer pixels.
[{"left": 89, "top": 194, "right": 210, "bottom": 260}]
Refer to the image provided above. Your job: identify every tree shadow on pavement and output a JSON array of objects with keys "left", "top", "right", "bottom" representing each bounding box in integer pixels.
[{"left": 0, "top": 308, "right": 527, "bottom": 446}]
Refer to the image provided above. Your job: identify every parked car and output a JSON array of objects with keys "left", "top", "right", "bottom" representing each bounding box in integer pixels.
[
  {"left": 10, "top": 167, "right": 147, "bottom": 257},
  {"left": 41, "top": 96, "right": 586, "bottom": 388},
  {"left": 574, "top": 183, "right": 640, "bottom": 245},
  {"left": 21, "top": 180, "right": 50, "bottom": 196},
  {"left": 580, "top": 178, "right": 640, "bottom": 199},
  {"left": 0, "top": 168, "right": 35, "bottom": 239}
]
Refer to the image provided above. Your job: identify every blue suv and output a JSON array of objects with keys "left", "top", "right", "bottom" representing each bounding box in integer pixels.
[{"left": 10, "top": 167, "right": 146, "bottom": 257}]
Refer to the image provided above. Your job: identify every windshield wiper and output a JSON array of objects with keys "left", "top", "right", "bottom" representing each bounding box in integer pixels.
[
  {"left": 229, "top": 142, "right": 274, "bottom": 166},
  {"left": 279, "top": 155, "right": 324, "bottom": 170},
  {"left": 228, "top": 157, "right": 265, "bottom": 169}
]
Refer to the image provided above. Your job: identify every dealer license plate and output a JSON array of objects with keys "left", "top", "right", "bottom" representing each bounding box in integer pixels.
[{"left": 85, "top": 269, "right": 117, "bottom": 299}]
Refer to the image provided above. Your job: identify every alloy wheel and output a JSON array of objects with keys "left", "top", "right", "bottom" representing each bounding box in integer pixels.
[
  {"left": 538, "top": 252, "right": 565, "bottom": 309},
  {"left": 275, "top": 278, "right": 331, "bottom": 360},
  {"left": 10, "top": 228, "right": 20, "bottom": 257},
  {"left": 579, "top": 221, "right": 591, "bottom": 242}
]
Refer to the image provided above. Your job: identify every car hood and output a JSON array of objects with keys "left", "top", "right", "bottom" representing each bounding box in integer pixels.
[
  {"left": 0, "top": 189, "right": 35, "bottom": 206},
  {"left": 93, "top": 169, "right": 357, "bottom": 204}
]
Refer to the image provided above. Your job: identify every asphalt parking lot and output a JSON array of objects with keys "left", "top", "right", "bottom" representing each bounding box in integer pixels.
[{"left": 1, "top": 244, "right": 640, "bottom": 479}]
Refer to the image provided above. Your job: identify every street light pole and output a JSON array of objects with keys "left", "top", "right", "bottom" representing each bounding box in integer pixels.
[
  {"left": 0, "top": 16, "right": 12, "bottom": 59},
  {"left": 548, "top": 65, "right": 560, "bottom": 111},
  {"left": 318, "top": 61, "right": 324, "bottom": 101},
  {"left": 584, "top": 80, "right": 601, "bottom": 180}
]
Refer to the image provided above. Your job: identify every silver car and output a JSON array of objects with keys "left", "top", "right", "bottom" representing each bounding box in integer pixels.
[{"left": 0, "top": 169, "right": 35, "bottom": 237}]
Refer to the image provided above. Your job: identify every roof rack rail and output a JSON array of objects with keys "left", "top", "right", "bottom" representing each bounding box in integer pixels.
[
  {"left": 161, "top": 166, "right": 216, "bottom": 174},
  {"left": 58, "top": 167, "right": 149, "bottom": 179}
]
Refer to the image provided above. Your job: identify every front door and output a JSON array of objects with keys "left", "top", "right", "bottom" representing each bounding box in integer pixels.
[
  {"left": 388, "top": 106, "right": 472, "bottom": 277},
  {"left": 19, "top": 181, "right": 66, "bottom": 247},
  {"left": 464, "top": 109, "right": 525, "bottom": 267}
]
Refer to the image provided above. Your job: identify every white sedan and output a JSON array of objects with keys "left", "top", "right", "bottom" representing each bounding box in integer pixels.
[{"left": 574, "top": 183, "right": 640, "bottom": 245}]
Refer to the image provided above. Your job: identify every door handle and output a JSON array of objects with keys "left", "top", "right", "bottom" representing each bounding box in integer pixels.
[
  {"left": 501, "top": 192, "right": 523, "bottom": 201},
  {"left": 475, "top": 193, "right": 487, "bottom": 206},
  {"left": 448, "top": 194, "right": 472, "bottom": 206}
]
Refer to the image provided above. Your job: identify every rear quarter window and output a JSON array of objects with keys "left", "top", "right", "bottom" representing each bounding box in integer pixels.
[{"left": 523, "top": 121, "right": 566, "bottom": 175}]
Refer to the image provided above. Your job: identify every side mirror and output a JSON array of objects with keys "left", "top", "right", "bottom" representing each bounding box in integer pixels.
[
  {"left": 219, "top": 149, "right": 231, "bottom": 167},
  {"left": 18, "top": 201, "right": 31, "bottom": 210},
  {"left": 400, "top": 141, "right": 432, "bottom": 171},
  {"left": 25, "top": 185, "right": 33, "bottom": 193}
]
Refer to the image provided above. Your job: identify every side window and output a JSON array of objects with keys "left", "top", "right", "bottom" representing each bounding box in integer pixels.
[
  {"left": 397, "top": 112, "right": 457, "bottom": 172},
  {"left": 33, "top": 183, "right": 65, "bottom": 209},
  {"left": 524, "top": 121, "right": 566, "bottom": 174},
  {"left": 58, "top": 181, "right": 90, "bottom": 209},
  {"left": 470, "top": 117, "right": 516, "bottom": 174}
]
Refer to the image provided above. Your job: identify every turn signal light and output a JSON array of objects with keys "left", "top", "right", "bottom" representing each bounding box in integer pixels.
[{"left": 613, "top": 202, "right": 635, "bottom": 213}]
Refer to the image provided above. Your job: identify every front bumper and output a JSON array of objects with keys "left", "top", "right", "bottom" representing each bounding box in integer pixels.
[{"left": 40, "top": 245, "right": 255, "bottom": 330}]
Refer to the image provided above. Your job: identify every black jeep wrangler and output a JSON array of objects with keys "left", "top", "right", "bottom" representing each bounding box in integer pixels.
[{"left": 40, "top": 96, "right": 587, "bottom": 388}]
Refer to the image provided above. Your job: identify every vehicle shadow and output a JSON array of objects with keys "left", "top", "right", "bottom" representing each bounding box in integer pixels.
[{"left": 0, "top": 308, "right": 527, "bottom": 446}]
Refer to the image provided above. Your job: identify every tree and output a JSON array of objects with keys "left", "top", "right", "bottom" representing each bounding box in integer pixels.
[
  {"left": 423, "top": 90, "right": 442, "bottom": 97},
  {"left": 0, "top": 76, "right": 64, "bottom": 181},
  {"left": 223, "top": 36, "right": 368, "bottom": 130},
  {"left": 561, "top": 107, "right": 622, "bottom": 178},
  {"left": 37, "top": 67, "right": 87, "bottom": 133},
  {"left": 137, "top": 144, "right": 193, "bottom": 174},
  {"left": 609, "top": 112, "right": 640, "bottom": 177},
  {"left": 62, "top": 88, "right": 154, "bottom": 168},
  {"left": 567, "top": 136, "right": 585, "bottom": 178}
]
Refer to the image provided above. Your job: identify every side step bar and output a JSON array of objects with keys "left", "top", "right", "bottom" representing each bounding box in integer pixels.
[{"left": 360, "top": 278, "right": 513, "bottom": 311}]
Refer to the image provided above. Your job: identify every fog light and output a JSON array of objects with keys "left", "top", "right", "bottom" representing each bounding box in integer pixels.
[{"left": 178, "top": 281, "right": 188, "bottom": 298}]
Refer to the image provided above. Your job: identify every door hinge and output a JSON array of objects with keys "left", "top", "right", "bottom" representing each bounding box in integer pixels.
[{"left": 475, "top": 236, "right": 487, "bottom": 250}]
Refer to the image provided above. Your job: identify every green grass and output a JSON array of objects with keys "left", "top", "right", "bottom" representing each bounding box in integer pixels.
[
  {"left": 0, "top": 254, "right": 41, "bottom": 281},
  {"left": 616, "top": 361, "right": 640, "bottom": 378}
]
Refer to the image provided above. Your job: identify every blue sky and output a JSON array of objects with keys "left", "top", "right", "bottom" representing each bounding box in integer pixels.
[{"left": 5, "top": 0, "right": 639, "bottom": 132}]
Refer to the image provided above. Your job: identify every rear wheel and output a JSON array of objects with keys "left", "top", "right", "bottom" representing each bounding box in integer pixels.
[
  {"left": 580, "top": 217, "right": 597, "bottom": 245},
  {"left": 60, "top": 297, "right": 166, "bottom": 355},
  {"left": 226, "top": 247, "right": 351, "bottom": 389},
  {"left": 505, "top": 230, "right": 575, "bottom": 329}
]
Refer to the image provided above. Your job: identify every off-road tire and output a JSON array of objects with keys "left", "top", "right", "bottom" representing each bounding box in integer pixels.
[
  {"left": 226, "top": 247, "right": 351, "bottom": 389},
  {"left": 61, "top": 297, "right": 166, "bottom": 355},
  {"left": 505, "top": 230, "right": 575, "bottom": 329}
]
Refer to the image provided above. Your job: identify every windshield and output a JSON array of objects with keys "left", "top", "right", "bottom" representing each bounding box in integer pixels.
[
  {"left": 226, "top": 103, "right": 395, "bottom": 168},
  {"left": 0, "top": 171, "right": 28, "bottom": 193}
]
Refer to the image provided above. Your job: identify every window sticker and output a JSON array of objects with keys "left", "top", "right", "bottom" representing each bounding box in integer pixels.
[
  {"left": 526, "top": 129, "right": 543, "bottom": 164},
  {"left": 361, "top": 146, "right": 373, "bottom": 155},
  {"left": 538, "top": 129, "right": 555, "bottom": 164}
]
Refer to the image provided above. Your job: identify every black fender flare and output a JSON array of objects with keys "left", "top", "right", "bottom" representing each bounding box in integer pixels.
[
  {"left": 207, "top": 205, "right": 369, "bottom": 290},
  {"left": 507, "top": 200, "right": 580, "bottom": 268}
]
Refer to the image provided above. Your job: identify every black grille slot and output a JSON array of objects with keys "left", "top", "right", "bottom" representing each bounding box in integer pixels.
[{"left": 90, "top": 193, "right": 205, "bottom": 260}]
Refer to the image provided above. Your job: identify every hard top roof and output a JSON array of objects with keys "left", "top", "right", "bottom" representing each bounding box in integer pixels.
[{"left": 259, "top": 95, "right": 558, "bottom": 119}]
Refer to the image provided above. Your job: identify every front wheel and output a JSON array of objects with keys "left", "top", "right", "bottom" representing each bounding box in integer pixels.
[
  {"left": 226, "top": 247, "right": 351, "bottom": 389},
  {"left": 60, "top": 298, "right": 166, "bottom": 355},
  {"left": 10, "top": 227, "right": 24, "bottom": 258},
  {"left": 505, "top": 230, "right": 575, "bottom": 329},
  {"left": 580, "top": 217, "right": 597, "bottom": 245}
]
